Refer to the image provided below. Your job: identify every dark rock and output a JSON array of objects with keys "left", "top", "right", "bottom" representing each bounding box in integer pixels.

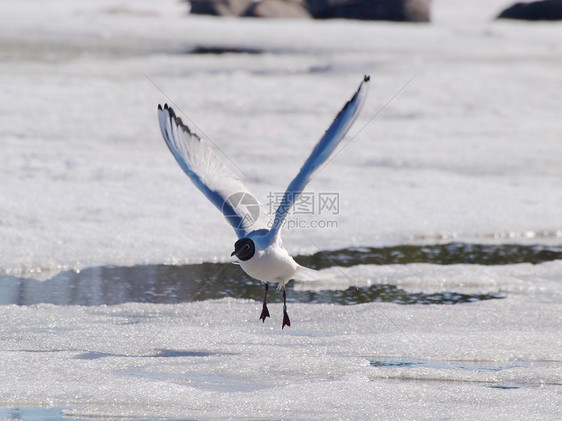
[
  {"left": 188, "top": 0, "right": 431, "bottom": 21},
  {"left": 497, "top": 0, "right": 562, "bottom": 21},
  {"left": 188, "top": 0, "right": 310, "bottom": 18},
  {"left": 304, "top": 0, "right": 431, "bottom": 22},
  {"left": 189, "top": 0, "right": 253, "bottom": 17}
]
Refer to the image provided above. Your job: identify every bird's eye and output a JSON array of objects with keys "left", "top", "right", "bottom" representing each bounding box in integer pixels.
[{"left": 244, "top": 244, "right": 250, "bottom": 250}]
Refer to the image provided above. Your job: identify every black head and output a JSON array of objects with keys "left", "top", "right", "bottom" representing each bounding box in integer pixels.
[{"left": 231, "top": 238, "right": 255, "bottom": 261}]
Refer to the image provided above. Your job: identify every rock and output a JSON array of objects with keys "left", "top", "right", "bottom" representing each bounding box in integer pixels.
[
  {"left": 245, "top": 0, "right": 311, "bottom": 18},
  {"left": 187, "top": 0, "right": 431, "bottom": 21},
  {"left": 497, "top": 0, "right": 562, "bottom": 21},
  {"left": 404, "top": 0, "right": 432, "bottom": 22},
  {"left": 188, "top": 0, "right": 253, "bottom": 17},
  {"left": 304, "top": 0, "right": 431, "bottom": 22},
  {"left": 188, "top": 0, "right": 310, "bottom": 18}
]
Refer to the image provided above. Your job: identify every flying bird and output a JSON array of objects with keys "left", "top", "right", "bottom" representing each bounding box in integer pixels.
[{"left": 158, "top": 75, "right": 369, "bottom": 328}]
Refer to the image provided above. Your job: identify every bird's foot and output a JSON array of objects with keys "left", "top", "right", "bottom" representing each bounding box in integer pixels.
[
  {"left": 282, "top": 308, "right": 291, "bottom": 329},
  {"left": 259, "top": 304, "right": 270, "bottom": 322}
]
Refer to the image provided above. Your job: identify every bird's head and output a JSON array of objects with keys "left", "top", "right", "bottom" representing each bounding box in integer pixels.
[{"left": 231, "top": 238, "right": 255, "bottom": 261}]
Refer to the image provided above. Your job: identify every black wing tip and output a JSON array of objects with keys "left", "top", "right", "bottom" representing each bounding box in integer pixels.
[
  {"left": 160, "top": 103, "right": 177, "bottom": 120},
  {"left": 158, "top": 103, "right": 200, "bottom": 140},
  {"left": 363, "top": 74, "right": 370, "bottom": 82}
]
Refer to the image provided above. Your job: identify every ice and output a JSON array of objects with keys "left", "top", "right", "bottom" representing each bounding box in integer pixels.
[
  {"left": 0, "top": 264, "right": 559, "bottom": 420},
  {"left": 1, "top": 0, "right": 562, "bottom": 273},
  {"left": 0, "top": 285, "right": 560, "bottom": 419},
  {"left": 297, "top": 260, "right": 562, "bottom": 298},
  {"left": 0, "top": 0, "right": 561, "bottom": 419}
]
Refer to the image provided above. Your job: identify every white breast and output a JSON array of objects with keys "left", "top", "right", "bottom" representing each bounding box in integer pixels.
[{"left": 239, "top": 243, "right": 297, "bottom": 285}]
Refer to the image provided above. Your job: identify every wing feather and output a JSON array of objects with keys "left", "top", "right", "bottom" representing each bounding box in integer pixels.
[
  {"left": 265, "top": 76, "right": 370, "bottom": 244},
  {"left": 157, "top": 104, "right": 269, "bottom": 239}
]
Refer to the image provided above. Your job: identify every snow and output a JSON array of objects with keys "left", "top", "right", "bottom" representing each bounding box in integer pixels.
[{"left": 0, "top": 0, "right": 561, "bottom": 419}]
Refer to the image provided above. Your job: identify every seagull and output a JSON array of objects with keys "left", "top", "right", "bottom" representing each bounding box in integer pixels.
[{"left": 158, "top": 75, "right": 369, "bottom": 328}]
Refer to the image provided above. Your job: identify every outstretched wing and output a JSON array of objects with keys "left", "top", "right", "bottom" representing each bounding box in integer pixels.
[
  {"left": 158, "top": 104, "right": 269, "bottom": 239},
  {"left": 265, "top": 75, "right": 370, "bottom": 244}
]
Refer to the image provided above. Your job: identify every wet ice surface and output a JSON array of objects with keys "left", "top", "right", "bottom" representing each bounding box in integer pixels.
[
  {"left": 1, "top": 0, "right": 562, "bottom": 419},
  {"left": 1, "top": 261, "right": 560, "bottom": 419},
  {"left": 0, "top": 293, "right": 560, "bottom": 419}
]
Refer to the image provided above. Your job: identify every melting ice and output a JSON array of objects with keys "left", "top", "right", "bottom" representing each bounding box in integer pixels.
[{"left": 0, "top": 0, "right": 561, "bottom": 419}]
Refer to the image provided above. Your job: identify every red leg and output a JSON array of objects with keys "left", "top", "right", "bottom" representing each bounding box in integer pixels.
[
  {"left": 282, "top": 287, "right": 291, "bottom": 329},
  {"left": 259, "top": 283, "right": 270, "bottom": 322}
]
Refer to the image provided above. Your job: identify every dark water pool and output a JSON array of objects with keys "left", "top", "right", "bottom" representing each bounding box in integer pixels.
[{"left": 1, "top": 243, "right": 559, "bottom": 307}]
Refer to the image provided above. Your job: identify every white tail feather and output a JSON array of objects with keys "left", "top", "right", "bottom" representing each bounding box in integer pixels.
[{"left": 293, "top": 265, "right": 333, "bottom": 282}]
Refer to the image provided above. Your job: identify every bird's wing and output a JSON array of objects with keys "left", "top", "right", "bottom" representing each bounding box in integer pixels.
[
  {"left": 158, "top": 104, "right": 270, "bottom": 239},
  {"left": 265, "top": 75, "right": 370, "bottom": 245}
]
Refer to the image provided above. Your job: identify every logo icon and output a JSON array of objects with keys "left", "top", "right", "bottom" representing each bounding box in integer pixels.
[{"left": 223, "top": 192, "right": 261, "bottom": 231}]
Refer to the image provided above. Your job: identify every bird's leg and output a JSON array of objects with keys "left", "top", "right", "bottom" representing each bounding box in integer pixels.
[
  {"left": 259, "top": 283, "right": 270, "bottom": 322},
  {"left": 282, "top": 286, "right": 291, "bottom": 329}
]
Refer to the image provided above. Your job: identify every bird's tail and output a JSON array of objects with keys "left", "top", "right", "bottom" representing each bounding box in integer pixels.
[{"left": 293, "top": 265, "right": 333, "bottom": 282}]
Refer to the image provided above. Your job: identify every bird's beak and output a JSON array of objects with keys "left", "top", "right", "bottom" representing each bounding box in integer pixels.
[{"left": 231, "top": 250, "right": 237, "bottom": 257}]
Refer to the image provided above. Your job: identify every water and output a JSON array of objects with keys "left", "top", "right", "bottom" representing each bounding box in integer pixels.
[
  {"left": 367, "top": 358, "right": 561, "bottom": 389},
  {"left": 0, "top": 267, "right": 505, "bottom": 306},
  {"left": 302, "top": 242, "right": 562, "bottom": 267},
  {"left": 369, "top": 357, "right": 524, "bottom": 373},
  {"left": 3, "top": 242, "right": 555, "bottom": 307},
  {"left": 0, "top": 408, "right": 65, "bottom": 421},
  {"left": 0, "top": 407, "right": 196, "bottom": 421}
]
